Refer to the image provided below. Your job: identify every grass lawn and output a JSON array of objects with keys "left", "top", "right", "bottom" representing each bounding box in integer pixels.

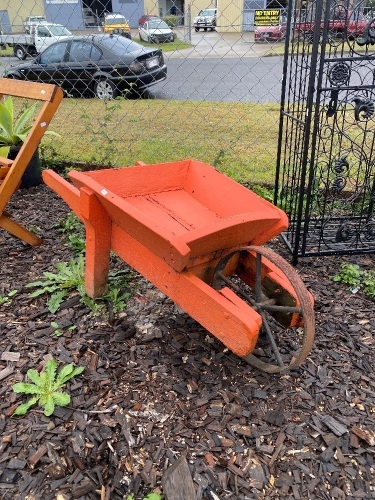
[{"left": 40, "top": 98, "right": 280, "bottom": 186}]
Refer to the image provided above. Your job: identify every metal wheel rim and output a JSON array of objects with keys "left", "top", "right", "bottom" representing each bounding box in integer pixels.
[
  {"left": 96, "top": 80, "right": 114, "bottom": 99},
  {"left": 212, "top": 245, "right": 315, "bottom": 374}
]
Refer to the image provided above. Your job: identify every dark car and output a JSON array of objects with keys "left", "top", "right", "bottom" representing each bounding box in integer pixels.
[{"left": 6, "top": 34, "right": 167, "bottom": 99}]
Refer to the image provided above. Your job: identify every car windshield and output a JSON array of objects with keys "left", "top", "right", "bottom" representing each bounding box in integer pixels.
[
  {"left": 148, "top": 20, "right": 169, "bottom": 29},
  {"left": 199, "top": 9, "right": 215, "bottom": 16},
  {"left": 49, "top": 25, "right": 72, "bottom": 36},
  {"left": 100, "top": 36, "right": 144, "bottom": 55},
  {"left": 106, "top": 16, "right": 127, "bottom": 25},
  {"left": 30, "top": 17, "right": 46, "bottom": 22}
]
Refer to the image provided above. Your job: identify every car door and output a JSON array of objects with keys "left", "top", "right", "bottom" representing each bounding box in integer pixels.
[
  {"left": 64, "top": 40, "right": 102, "bottom": 96},
  {"left": 28, "top": 41, "right": 70, "bottom": 88}
]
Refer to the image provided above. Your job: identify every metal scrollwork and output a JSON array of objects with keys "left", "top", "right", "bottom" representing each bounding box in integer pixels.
[
  {"left": 328, "top": 62, "right": 351, "bottom": 86},
  {"left": 352, "top": 97, "right": 375, "bottom": 121},
  {"left": 356, "top": 18, "right": 375, "bottom": 46},
  {"left": 335, "top": 222, "right": 357, "bottom": 242},
  {"left": 364, "top": 219, "right": 375, "bottom": 240},
  {"left": 330, "top": 157, "right": 349, "bottom": 193}
]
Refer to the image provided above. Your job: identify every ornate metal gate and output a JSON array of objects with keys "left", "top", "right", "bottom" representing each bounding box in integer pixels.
[{"left": 275, "top": 0, "right": 375, "bottom": 263}]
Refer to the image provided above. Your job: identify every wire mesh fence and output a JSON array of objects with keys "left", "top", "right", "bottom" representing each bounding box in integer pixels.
[{"left": 0, "top": 0, "right": 287, "bottom": 184}]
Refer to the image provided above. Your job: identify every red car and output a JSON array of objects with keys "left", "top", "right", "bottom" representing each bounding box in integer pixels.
[
  {"left": 139, "top": 14, "right": 159, "bottom": 26},
  {"left": 255, "top": 23, "right": 287, "bottom": 42}
]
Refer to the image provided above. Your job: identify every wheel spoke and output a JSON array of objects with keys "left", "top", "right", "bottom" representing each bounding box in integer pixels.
[{"left": 212, "top": 245, "right": 315, "bottom": 374}]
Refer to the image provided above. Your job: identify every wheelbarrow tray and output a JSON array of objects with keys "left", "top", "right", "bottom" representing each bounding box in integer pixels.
[{"left": 68, "top": 159, "right": 288, "bottom": 271}]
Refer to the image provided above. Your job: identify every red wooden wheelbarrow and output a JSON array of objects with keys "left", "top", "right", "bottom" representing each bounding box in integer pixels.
[{"left": 43, "top": 160, "right": 315, "bottom": 373}]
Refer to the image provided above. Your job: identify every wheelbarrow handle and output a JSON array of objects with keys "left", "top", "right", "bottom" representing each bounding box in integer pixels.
[{"left": 42, "top": 169, "right": 83, "bottom": 222}]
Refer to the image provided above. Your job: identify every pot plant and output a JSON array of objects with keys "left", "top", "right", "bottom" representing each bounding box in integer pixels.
[{"left": 0, "top": 95, "right": 60, "bottom": 188}]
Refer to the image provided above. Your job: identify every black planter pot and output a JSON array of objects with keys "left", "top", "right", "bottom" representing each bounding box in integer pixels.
[{"left": 8, "top": 146, "right": 42, "bottom": 189}]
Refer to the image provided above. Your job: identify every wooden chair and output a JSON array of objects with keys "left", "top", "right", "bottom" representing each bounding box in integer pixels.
[{"left": 0, "top": 79, "right": 63, "bottom": 245}]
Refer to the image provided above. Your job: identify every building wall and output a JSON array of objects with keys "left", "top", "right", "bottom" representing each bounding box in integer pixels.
[
  {"left": 217, "top": 0, "right": 243, "bottom": 32},
  {"left": 111, "top": 0, "right": 145, "bottom": 28},
  {"left": 44, "top": 1, "right": 85, "bottom": 30},
  {"left": 0, "top": 0, "right": 45, "bottom": 32},
  {"left": 143, "top": 0, "right": 245, "bottom": 32}
]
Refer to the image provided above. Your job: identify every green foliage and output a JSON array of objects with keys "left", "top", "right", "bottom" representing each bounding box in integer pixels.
[
  {"left": 25, "top": 256, "right": 86, "bottom": 313},
  {"left": 250, "top": 184, "right": 274, "bottom": 202},
  {"left": 163, "top": 14, "right": 179, "bottom": 27},
  {"left": 332, "top": 263, "right": 375, "bottom": 301},
  {"left": 126, "top": 493, "right": 162, "bottom": 500},
  {"left": 0, "top": 96, "right": 60, "bottom": 157},
  {"left": 0, "top": 289, "right": 17, "bottom": 305},
  {"left": 25, "top": 256, "right": 132, "bottom": 316},
  {"left": 332, "top": 263, "right": 362, "bottom": 288},
  {"left": 12, "top": 359, "right": 84, "bottom": 416},
  {"left": 363, "top": 271, "right": 375, "bottom": 300}
]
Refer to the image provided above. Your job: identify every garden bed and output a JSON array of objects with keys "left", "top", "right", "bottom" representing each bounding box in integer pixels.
[{"left": 0, "top": 184, "right": 374, "bottom": 499}]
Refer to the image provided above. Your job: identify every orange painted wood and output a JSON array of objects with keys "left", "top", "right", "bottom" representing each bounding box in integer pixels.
[
  {"left": 66, "top": 160, "right": 288, "bottom": 272},
  {"left": 42, "top": 160, "right": 292, "bottom": 356},
  {"left": 0, "top": 79, "right": 63, "bottom": 246},
  {"left": 111, "top": 222, "right": 261, "bottom": 356}
]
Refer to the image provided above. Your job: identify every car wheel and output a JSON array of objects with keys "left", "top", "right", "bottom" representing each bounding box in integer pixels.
[
  {"left": 204, "top": 28, "right": 207, "bottom": 31},
  {"left": 94, "top": 79, "right": 118, "bottom": 100},
  {"left": 14, "top": 45, "right": 27, "bottom": 60}
]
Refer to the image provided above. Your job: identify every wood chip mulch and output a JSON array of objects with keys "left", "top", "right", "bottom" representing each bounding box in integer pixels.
[{"left": 0, "top": 184, "right": 374, "bottom": 500}]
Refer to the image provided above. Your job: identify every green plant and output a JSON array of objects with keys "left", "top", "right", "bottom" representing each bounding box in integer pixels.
[
  {"left": 332, "top": 263, "right": 362, "bottom": 288},
  {"left": 332, "top": 263, "right": 375, "bottom": 301},
  {"left": 0, "top": 289, "right": 17, "bottom": 305},
  {"left": 25, "top": 257, "right": 132, "bottom": 315},
  {"left": 12, "top": 358, "right": 84, "bottom": 416},
  {"left": 163, "top": 14, "right": 179, "bottom": 27},
  {"left": 0, "top": 96, "right": 60, "bottom": 157},
  {"left": 68, "top": 234, "right": 86, "bottom": 254},
  {"left": 363, "top": 271, "right": 375, "bottom": 300},
  {"left": 126, "top": 494, "right": 162, "bottom": 500},
  {"left": 25, "top": 255, "right": 86, "bottom": 313},
  {"left": 50, "top": 322, "right": 77, "bottom": 337}
]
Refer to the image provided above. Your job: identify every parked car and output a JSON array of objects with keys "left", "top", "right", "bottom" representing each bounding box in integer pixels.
[
  {"left": 102, "top": 13, "right": 131, "bottom": 39},
  {"left": 6, "top": 34, "right": 167, "bottom": 99},
  {"left": 139, "top": 14, "right": 159, "bottom": 26},
  {"left": 255, "top": 19, "right": 287, "bottom": 42},
  {"left": 139, "top": 18, "right": 174, "bottom": 43},
  {"left": 194, "top": 8, "right": 217, "bottom": 32},
  {"left": 23, "top": 16, "right": 48, "bottom": 34}
]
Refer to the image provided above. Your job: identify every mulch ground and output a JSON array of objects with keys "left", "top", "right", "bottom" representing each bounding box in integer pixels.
[{"left": 0, "top": 184, "right": 374, "bottom": 500}]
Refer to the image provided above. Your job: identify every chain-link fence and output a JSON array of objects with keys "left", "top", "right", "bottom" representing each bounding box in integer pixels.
[{"left": 0, "top": 0, "right": 287, "bottom": 185}]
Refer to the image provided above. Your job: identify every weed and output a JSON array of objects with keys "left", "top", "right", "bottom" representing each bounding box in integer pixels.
[
  {"left": 50, "top": 322, "right": 77, "bottom": 337},
  {"left": 25, "top": 257, "right": 132, "bottom": 316},
  {"left": 332, "top": 263, "right": 362, "bottom": 288},
  {"left": 25, "top": 256, "right": 86, "bottom": 313},
  {"left": 126, "top": 494, "right": 162, "bottom": 500},
  {"left": 0, "top": 289, "right": 17, "bottom": 305},
  {"left": 363, "top": 271, "right": 375, "bottom": 300},
  {"left": 12, "top": 358, "right": 84, "bottom": 416},
  {"left": 68, "top": 234, "right": 86, "bottom": 255},
  {"left": 332, "top": 262, "right": 375, "bottom": 301}
]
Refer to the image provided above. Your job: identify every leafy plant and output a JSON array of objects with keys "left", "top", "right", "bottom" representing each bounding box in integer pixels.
[
  {"left": 25, "top": 257, "right": 132, "bottom": 316},
  {"left": 0, "top": 289, "right": 17, "bottom": 305},
  {"left": 67, "top": 234, "right": 86, "bottom": 254},
  {"left": 25, "top": 256, "right": 86, "bottom": 313},
  {"left": 12, "top": 359, "right": 84, "bottom": 416},
  {"left": 0, "top": 96, "right": 60, "bottom": 157},
  {"left": 332, "top": 263, "right": 363, "bottom": 288},
  {"left": 332, "top": 263, "right": 375, "bottom": 301},
  {"left": 126, "top": 494, "right": 162, "bottom": 500},
  {"left": 363, "top": 271, "right": 375, "bottom": 300}
]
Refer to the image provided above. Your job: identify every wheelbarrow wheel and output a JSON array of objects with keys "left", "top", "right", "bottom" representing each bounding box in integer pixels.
[{"left": 212, "top": 246, "right": 315, "bottom": 374}]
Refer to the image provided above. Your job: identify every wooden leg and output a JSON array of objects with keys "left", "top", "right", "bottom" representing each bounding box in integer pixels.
[
  {"left": 0, "top": 212, "right": 43, "bottom": 246},
  {"left": 80, "top": 188, "right": 111, "bottom": 298}
]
